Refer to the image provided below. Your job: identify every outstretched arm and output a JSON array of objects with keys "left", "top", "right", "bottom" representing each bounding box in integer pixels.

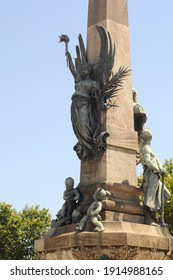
[{"left": 65, "top": 51, "right": 78, "bottom": 80}]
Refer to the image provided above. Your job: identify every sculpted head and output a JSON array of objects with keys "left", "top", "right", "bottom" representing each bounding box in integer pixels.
[
  {"left": 140, "top": 128, "right": 152, "bottom": 142},
  {"left": 132, "top": 88, "right": 138, "bottom": 103},
  {"left": 81, "top": 63, "right": 93, "bottom": 77},
  {"left": 65, "top": 177, "right": 74, "bottom": 190},
  {"left": 94, "top": 188, "right": 111, "bottom": 201}
]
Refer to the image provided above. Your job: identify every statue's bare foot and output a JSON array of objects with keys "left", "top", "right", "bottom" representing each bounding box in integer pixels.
[
  {"left": 76, "top": 226, "right": 82, "bottom": 232},
  {"left": 144, "top": 221, "right": 160, "bottom": 227},
  {"left": 95, "top": 227, "right": 105, "bottom": 232}
]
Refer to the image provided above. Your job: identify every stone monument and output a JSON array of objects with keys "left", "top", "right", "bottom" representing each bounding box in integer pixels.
[{"left": 34, "top": 0, "right": 173, "bottom": 260}]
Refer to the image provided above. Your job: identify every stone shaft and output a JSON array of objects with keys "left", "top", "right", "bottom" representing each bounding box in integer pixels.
[{"left": 80, "top": 0, "right": 138, "bottom": 186}]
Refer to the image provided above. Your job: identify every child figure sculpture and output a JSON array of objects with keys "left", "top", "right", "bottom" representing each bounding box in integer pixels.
[
  {"left": 60, "top": 177, "right": 80, "bottom": 224},
  {"left": 76, "top": 188, "right": 111, "bottom": 232}
]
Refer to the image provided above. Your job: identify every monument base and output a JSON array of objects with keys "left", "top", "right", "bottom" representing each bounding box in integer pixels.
[{"left": 34, "top": 221, "right": 173, "bottom": 260}]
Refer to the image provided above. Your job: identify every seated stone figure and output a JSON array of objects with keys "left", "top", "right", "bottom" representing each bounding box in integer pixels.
[{"left": 60, "top": 177, "right": 80, "bottom": 224}]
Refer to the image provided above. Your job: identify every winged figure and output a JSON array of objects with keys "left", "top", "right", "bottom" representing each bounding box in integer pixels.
[{"left": 63, "top": 25, "right": 129, "bottom": 161}]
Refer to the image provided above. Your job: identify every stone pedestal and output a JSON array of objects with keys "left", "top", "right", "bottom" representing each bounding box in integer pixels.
[
  {"left": 35, "top": 180, "right": 173, "bottom": 260},
  {"left": 77, "top": 181, "right": 143, "bottom": 220},
  {"left": 35, "top": 222, "right": 173, "bottom": 260}
]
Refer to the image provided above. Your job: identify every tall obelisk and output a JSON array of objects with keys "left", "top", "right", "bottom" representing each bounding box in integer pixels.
[{"left": 80, "top": 0, "right": 138, "bottom": 187}]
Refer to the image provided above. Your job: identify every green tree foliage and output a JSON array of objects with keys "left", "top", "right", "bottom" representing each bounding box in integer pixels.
[
  {"left": 0, "top": 203, "right": 51, "bottom": 260},
  {"left": 163, "top": 159, "right": 173, "bottom": 234},
  {"left": 0, "top": 203, "right": 21, "bottom": 260}
]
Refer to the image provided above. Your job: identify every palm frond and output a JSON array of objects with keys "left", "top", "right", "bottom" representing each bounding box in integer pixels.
[{"left": 99, "top": 67, "right": 130, "bottom": 109}]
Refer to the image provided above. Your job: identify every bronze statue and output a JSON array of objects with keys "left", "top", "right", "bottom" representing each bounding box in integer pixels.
[
  {"left": 139, "top": 128, "right": 171, "bottom": 225},
  {"left": 59, "top": 177, "right": 80, "bottom": 224},
  {"left": 132, "top": 88, "right": 147, "bottom": 136},
  {"left": 60, "top": 25, "right": 129, "bottom": 161},
  {"left": 76, "top": 188, "right": 111, "bottom": 232}
]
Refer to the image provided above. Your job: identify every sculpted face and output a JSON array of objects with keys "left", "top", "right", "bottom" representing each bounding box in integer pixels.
[
  {"left": 65, "top": 177, "right": 74, "bottom": 190},
  {"left": 141, "top": 129, "right": 152, "bottom": 142},
  {"left": 81, "top": 64, "right": 93, "bottom": 78},
  {"left": 94, "top": 188, "right": 107, "bottom": 200}
]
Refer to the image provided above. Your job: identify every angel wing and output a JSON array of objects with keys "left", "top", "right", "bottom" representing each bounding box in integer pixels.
[
  {"left": 93, "top": 25, "right": 130, "bottom": 109},
  {"left": 92, "top": 25, "right": 115, "bottom": 89},
  {"left": 75, "top": 34, "right": 89, "bottom": 74},
  {"left": 74, "top": 25, "right": 114, "bottom": 80},
  {"left": 73, "top": 25, "right": 130, "bottom": 109}
]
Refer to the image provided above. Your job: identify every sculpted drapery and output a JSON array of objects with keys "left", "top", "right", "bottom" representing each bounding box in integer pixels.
[{"left": 61, "top": 25, "right": 129, "bottom": 161}]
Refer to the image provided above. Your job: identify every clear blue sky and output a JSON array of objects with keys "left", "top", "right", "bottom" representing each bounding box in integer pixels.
[{"left": 0, "top": 0, "right": 173, "bottom": 218}]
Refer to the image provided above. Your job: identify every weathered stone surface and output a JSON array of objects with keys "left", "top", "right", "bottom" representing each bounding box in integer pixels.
[
  {"left": 102, "top": 211, "right": 144, "bottom": 224},
  {"left": 82, "top": 0, "right": 138, "bottom": 187},
  {"left": 36, "top": 246, "right": 173, "bottom": 260},
  {"left": 88, "top": 0, "right": 129, "bottom": 28},
  {"left": 77, "top": 181, "right": 143, "bottom": 216},
  {"left": 35, "top": 221, "right": 173, "bottom": 260}
]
